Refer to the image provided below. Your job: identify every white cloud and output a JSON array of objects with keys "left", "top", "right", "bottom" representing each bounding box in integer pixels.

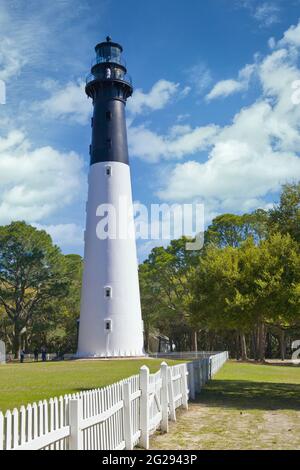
[
  {"left": 185, "top": 63, "right": 212, "bottom": 95},
  {"left": 33, "top": 80, "right": 92, "bottom": 125},
  {"left": 206, "top": 64, "right": 256, "bottom": 101},
  {"left": 206, "top": 79, "right": 245, "bottom": 101},
  {"left": 157, "top": 141, "right": 300, "bottom": 205},
  {"left": 238, "top": 1, "right": 281, "bottom": 28},
  {"left": 0, "top": 37, "right": 26, "bottom": 81},
  {"left": 176, "top": 113, "right": 191, "bottom": 122},
  {"left": 155, "top": 20, "right": 300, "bottom": 215},
  {"left": 0, "top": 130, "right": 84, "bottom": 224},
  {"left": 128, "top": 123, "right": 218, "bottom": 163},
  {"left": 127, "top": 79, "right": 179, "bottom": 116},
  {"left": 34, "top": 223, "right": 84, "bottom": 248},
  {"left": 268, "top": 37, "right": 276, "bottom": 49},
  {"left": 279, "top": 21, "right": 300, "bottom": 47},
  {"left": 253, "top": 2, "right": 280, "bottom": 28},
  {"left": 0, "top": 1, "right": 98, "bottom": 77}
]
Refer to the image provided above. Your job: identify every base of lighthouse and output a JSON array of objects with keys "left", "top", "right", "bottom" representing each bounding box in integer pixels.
[{"left": 77, "top": 161, "right": 145, "bottom": 358}]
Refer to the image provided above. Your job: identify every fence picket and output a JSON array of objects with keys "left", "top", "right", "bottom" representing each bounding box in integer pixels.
[
  {"left": 12, "top": 408, "right": 19, "bottom": 449},
  {"left": 187, "top": 362, "right": 195, "bottom": 400},
  {"left": 38, "top": 401, "right": 43, "bottom": 439},
  {"left": 180, "top": 364, "right": 188, "bottom": 410},
  {"left": 32, "top": 403, "right": 38, "bottom": 441},
  {"left": 69, "top": 398, "right": 83, "bottom": 450},
  {"left": 167, "top": 367, "right": 176, "bottom": 422},
  {"left": 5, "top": 410, "right": 12, "bottom": 450},
  {"left": 139, "top": 365, "right": 150, "bottom": 449},
  {"left": 160, "top": 362, "right": 169, "bottom": 433},
  {"left": 123, "top": 381, "right": 133, "bottom": 449},
  {"left": 20, "top": 406, "right": 26, "bottom": 446}
]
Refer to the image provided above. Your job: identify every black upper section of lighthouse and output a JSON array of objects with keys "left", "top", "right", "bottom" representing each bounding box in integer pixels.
[{"left": 86, "top": 37, "right": 133, "bottom": 166}]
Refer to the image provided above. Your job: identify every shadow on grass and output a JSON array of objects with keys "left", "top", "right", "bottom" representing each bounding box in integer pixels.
[{"left": 197, "top": 380, "right": 300, "bottom": 411}]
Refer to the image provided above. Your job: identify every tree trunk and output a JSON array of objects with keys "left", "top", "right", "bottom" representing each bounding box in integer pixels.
[
  {"left": 12, "top": 324, "right": 20, "bottom": 359},
  {"left": 265, "top": 332, "right": 272, "bottom": 359},
  {"left": 258, "top": 322, "right": 266, "bottom": 362},
  {"left": 236, "top": 331, "right": 240, "bottom": 360},
  {"left": 251, "top": 330, "right": 258, "bottom": 361},
  {"left": 144, "top": 328, "right": 150, "bottom": 353},
  {"left": 191, "top": 331, "right": 198, "bottom": 352},
  {"left": 279, "top": 329, "right": 286, "bottom": 361},
  {"left": 240, "top": 333, "right": 248, "bottom": 361}
]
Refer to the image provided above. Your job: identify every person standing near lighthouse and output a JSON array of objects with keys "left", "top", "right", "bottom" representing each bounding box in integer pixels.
[{"left": 77, "top": 37, "right": 144, "bottom": 358}]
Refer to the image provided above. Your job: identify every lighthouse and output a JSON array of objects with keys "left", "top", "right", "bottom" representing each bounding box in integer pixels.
[{"left": 77, "top": 37, "right": 144, "bottom": 357}]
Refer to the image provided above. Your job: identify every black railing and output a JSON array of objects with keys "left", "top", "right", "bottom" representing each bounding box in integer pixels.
[
  {"left": 86, "top": 70, "right": 132, "bottom": 86},
  {"left": 91, "top": 55, "right": 127, "bottom": 68}
]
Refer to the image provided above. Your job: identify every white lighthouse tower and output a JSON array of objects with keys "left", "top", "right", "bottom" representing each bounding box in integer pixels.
[{"left": 77, "top": 37, "right": 144, "bottom": 357}]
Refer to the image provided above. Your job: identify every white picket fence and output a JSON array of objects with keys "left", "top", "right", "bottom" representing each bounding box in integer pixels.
[
  {"left": 0, "top": 352, "right": 228, "bottom": 450},
  {"left": 187, "top": 351, "right": 229, "bottom": 399}
]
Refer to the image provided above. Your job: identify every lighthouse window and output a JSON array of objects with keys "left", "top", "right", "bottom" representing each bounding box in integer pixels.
[
  {"left": 91, "top": 117, "right": 93, "bottom": 127},
  {"left": 104, "top": 286, "right": 112, "bottom": 298},
  {"left": 106, "top": 111, "right": 112, "bottom": 121},
  {"left": 104, "top": 319, "right": 112, "bottom": 331},
  {"left": 107, "top": 138, "right": 112, "bottom": 148},
  {"left": 105, "top": 165, "right": 112, "bottom": 176}
]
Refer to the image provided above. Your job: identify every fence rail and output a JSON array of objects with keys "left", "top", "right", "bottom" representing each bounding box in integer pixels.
[{"left": 0, "top": 351, "right": 228, "bottom": 450}]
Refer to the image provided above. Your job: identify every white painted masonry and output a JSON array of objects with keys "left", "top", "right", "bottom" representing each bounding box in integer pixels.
[{"left": 77, "top": 161, "right": 144, "bottom": 357}]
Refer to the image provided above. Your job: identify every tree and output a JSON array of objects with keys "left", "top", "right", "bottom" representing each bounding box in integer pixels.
[
  {"left": 189, "top": 244, "right": 253, "bottom": 360},
  {"left": 205, "top": 210, "right": 269, "bottom": 248},
  {"left": 139, "top": 262, "right": 161, "bottom": 351},
  {"left": 269, "top": 182, "right": 300, "bottom": 242},
  {"left": 54, "top": 254, "right": 83, "bottom": 354},
  {"left": 203, "top": 211, "right": 269, "bottom": 357},
  {"left": 0, "top": 221, "right": 70, "bottom": 357},
  {"left": 240, "top": 233, "right": 300, "bottom": 361},
  {"left": 140, "top": 238, "right": 199, "bottom": 352}
]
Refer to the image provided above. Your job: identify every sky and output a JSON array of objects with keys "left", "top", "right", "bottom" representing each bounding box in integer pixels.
[{"left": 0, "top": 0, "right": 300, "bottom": 260}]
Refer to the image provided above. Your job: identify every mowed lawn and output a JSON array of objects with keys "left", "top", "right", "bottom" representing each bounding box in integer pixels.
[
  {"left": 151, "top": 361, "right": 300, "bottom": 450},
  {"left": 0, "top": 359, "right": 181, "bottom": 413}
]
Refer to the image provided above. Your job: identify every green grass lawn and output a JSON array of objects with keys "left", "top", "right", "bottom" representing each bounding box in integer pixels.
[
  {"left": 204, "top": 361, "right": 300, "bottom": 411},
  {"left": 151, "top": 361, "right": 300, "bottom": 450},
  {"left": 0, "top": 358, "right": 182, "bottom": 413}
]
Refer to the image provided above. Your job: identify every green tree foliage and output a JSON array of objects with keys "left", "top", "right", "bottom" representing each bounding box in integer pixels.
[
  {"left": 0, "top": 222, "right": 72, "bottom": 357},
  {"left": 205, "top": 210, "right": 269, "bottom": 248},
  {"left": 189, "top": 232, "right": 300, "bottom": 360},
  {"left": 139, "top": 238, "right": 199, "bottom": 351},
  {"left": 269, "top": 182, "right": 300, "bottom": 242},
  {"left": 139, "top": 183, "right": 300, "bottom": 360},
  {"left": 52, "top": 254, "right": 83, "bottom": 355}
]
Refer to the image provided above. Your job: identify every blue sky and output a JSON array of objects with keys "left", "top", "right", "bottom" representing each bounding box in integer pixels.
[{"left": 0, "top": 0, "right": 300, "bottom": 259}]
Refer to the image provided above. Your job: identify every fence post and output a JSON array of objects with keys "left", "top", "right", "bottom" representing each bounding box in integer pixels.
[
  {"left": 123, "top": 382, "right": 133, "bottom": 450},
  {"left": 187, "top": 362, "right": 195, "bottom": 400},
  {"left": 69, "top": 398, "right": 83, "bottom": 450},
  {"left": 198, "top": 361, "right": 202, "bottom": 389},
  {"left": 139, "top": 365, "right": 149, "bottom": 449},
  {"left": 167, "top": 367, "right": 176, "bottom": 422},
  {"left": 180, "top": 364, "right": 189, "bottom": 410},
  {"left": 160, "top": 362, "right": 169, "bottom": 433},
  {"left": 204, "top": 358, "right": 209, "bottom": 383}
]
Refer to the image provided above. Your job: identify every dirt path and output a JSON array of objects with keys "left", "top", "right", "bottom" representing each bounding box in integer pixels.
[
  {"left": 150, "top": 402, "right": 300, "bottom": 450},
  {"left": 150, "top": 362, "right": 300, "bottom": 450}
]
